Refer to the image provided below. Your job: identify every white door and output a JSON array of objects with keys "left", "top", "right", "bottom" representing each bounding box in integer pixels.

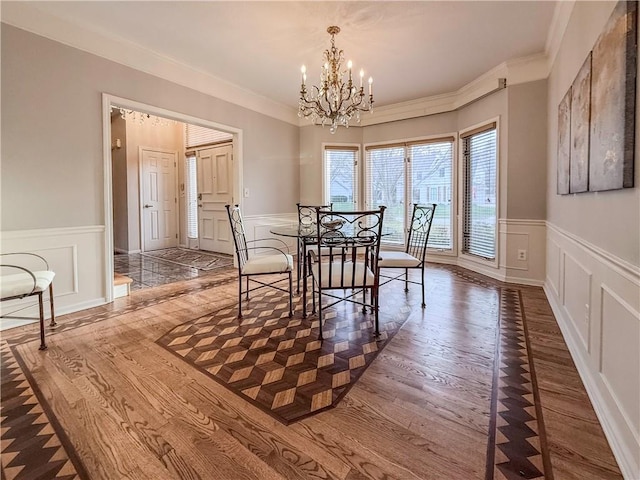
[
  {"left": 197, "top": 144, "right": 233, "bottom": 254},
  {"left": 141, "top": 149, "right": 178, "bottom": 251}
]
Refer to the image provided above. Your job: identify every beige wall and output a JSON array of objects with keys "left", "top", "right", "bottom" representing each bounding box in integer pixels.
[
  {"left": 547, "top": 1, "right": 639, "bottom": 266},
  {"left": 457, "top": 90, "right": 510, "bottom": 221},
  {"left": 124, "top": 120, "right": 183, "bottom": 252},
  {"left": 110, "top": 114, "right": 128, "bottom": 251},
  {"left": 1, "top": 24, "right": 299, "bottom": 234},
  {"left": 507, "top": 81, "right": 547, "bottom": 220},
  {"left": 299, "top": 125, "right": 362, "bottom": 205},
  {"left": 544, "top": 2, "right": 640, "bottom": 476}
]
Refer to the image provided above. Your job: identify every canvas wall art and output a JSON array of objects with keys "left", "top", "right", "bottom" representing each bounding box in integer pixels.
[
  {"left": 589, "top": 0, "right": 637, "bottom": 192},
  {"left": 557, "top": 0, "right": 637, "bottom": 195},
  {"left": 557, "top": 88, "right": 571, "bottom": 194},
  {"left": 570, "top": 54, "right": 591, "bottom": 193}
]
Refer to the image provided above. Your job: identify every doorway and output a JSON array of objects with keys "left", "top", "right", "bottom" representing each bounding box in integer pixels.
[
  {"left": 195, "top": 144, "right": 234, "bottom": 255},
  {"left": 103, "top": 94, "right": 243, "bottom": 300},
  {"left": 140, "top": 147, "right": 179, "bottom": 252}
]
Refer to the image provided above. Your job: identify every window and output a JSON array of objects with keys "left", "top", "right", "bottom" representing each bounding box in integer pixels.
[
  {"left": 185, "top": 124, "right": 232, "bottom": 148},
  {"left": 323, "top": 146, "right": 359, "bottom": 210},
  {"left": 185, "top": 155, "right": 198, "bottom": 239},
  {"left": 461, "top": 124, "right": 497, "bottom": 259},
  {"left": 365, "top": 138, "right": 454, "bottom": 249}
]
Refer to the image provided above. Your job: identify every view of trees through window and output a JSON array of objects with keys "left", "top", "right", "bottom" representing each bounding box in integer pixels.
[{"left": 365, "top": 141, "right": 453, "bottom": 248}]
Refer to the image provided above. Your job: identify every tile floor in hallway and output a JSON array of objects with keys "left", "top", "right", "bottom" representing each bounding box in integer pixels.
[{"left": 113, "top": 248, "right": 233, "bottom": 290}]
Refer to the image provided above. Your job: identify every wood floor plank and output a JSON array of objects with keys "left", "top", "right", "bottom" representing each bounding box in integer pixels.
[{"left": 1, "top": 265, "right": 624, "bottom": 480}]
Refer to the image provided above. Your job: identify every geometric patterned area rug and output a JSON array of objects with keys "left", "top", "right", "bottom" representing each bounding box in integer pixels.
[
  {"left": 141, "top": 247, "right": 233, "bottom": 271},
  {"left": 156, "top": 288, "right": 411, "bottom": 424}
]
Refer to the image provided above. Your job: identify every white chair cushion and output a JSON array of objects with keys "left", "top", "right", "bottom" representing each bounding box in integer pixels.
[
  {"left": 311, "top": 261, "right": 375, "bottom": 288},
  {"left": 0, "top": 270, "right": 55, "bottom": 299},
  {"left": 242, "top": 254, "right": 293, "bottom": 275},
  {"left": 378, "top": 251, "right": 421, "bottom": 268},
  {"left": 304, "top": 245, "right": 333, "bottom": 256}
]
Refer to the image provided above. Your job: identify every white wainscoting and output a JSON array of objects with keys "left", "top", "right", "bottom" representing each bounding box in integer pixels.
[
  {"left": 499, "top": 219, "right": 547, "bottom": 286},
  {"left": 242, "top": 213, "right": 299, "bottom": 257},
  {"left": 545, "top": 222, "right": 640, "bottom": 479},
  {"left": 0, "top": 226, "right": 107, "bottom": 324}
]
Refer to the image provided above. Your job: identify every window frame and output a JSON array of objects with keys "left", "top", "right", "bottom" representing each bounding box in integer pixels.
[
  {"left": 321, "top": 143, "right": 361, "bottom": 210},
  {"left": 457, "top": 117, "right": 500, "bottom": 269},
  {"left": 362, "top": 134, "right": 458, "bottom": 255}
]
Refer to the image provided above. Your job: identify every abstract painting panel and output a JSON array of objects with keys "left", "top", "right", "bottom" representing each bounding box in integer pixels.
[
  {"left": 557, "top": 88, "right": 571, "bottom": 195},
  {"left": 589, "top": 0, "right": 637, "bottom": 192},
  {"left": 570, "top": 54, "right": 591, "bottom": 193}
]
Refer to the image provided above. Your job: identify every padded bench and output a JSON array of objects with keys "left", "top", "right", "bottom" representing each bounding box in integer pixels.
[{"left": 0, "top": 253, "right": 56, "bottom": 350}]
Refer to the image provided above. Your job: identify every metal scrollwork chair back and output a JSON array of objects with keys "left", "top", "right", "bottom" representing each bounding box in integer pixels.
[
  {"left": 378, "top": 203, "right": 436, "bottom": 308},
  {"left": 226, "top": 205, "right": 293, "bottom": 318},
  {"left": 307, "top": 206, "right": 386, "bottom": 340}
]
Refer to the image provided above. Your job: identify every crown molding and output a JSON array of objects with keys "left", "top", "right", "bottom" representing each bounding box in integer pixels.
[
  {"left": 2, "top": 2, "right": 570, "bottom": 128},
  {"left": 545, "top": 0, "right": 576, "bottom": 70},
  {"left": 0, "top": 2, "right": 300, "bottom": 126}
]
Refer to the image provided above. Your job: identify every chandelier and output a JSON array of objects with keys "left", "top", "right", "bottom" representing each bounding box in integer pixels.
[
  {"left": 110, "top": 105, "right": 177, "bottom": 127},
  {"left": 298, "top": 26, "right": 373, "bottom": 134}
]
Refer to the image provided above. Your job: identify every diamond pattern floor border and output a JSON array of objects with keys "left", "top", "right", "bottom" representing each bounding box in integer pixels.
[
  {"left": 486, "top": 288, "right": 552, "bottom": 480},
  {"left": 0, "top": 341, "right": 89, "bottom": 480},
  {"left": 156, "top": 288, "right": 412, "bottom": 424}
]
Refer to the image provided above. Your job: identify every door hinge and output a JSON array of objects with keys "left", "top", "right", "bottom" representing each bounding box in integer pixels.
[
  {"left": 175, "top": 234, "right": 178, "bottom": 239},
  {"left": 175, "top": 198, "right": 177, "bottom": 203}
]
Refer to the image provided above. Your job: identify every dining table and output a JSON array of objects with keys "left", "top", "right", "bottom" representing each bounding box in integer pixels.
[{"left": 270, "top": 221, "right": 393, "bottom": 318}]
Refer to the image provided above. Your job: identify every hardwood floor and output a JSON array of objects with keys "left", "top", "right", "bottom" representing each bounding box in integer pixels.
[{"left": 0, "top": 265, "right": 622, "bottom": 479}]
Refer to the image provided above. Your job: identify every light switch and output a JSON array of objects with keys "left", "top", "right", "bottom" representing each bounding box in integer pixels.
[{"left": 244, "top": 188, "right": 250, "bottom": 198}]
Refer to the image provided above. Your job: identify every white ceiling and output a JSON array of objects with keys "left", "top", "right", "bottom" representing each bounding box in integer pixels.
[{"left": 6, "top": 1, "right": 558, "bottom": 110}]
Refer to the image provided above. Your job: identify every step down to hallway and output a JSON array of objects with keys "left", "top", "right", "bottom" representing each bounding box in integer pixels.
[{"left": 114, "top": 273, "right": 133, "bottom": 298}]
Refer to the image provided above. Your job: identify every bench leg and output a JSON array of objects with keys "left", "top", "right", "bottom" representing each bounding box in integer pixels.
[
  {"left": 49, "top": 283, "right": 56, "bottom": 327},
  {"left": 38, "top": 292, "right": 47, "bottom": 350}
]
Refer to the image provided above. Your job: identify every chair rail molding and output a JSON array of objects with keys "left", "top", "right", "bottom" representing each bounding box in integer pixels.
[
  {"left": 0, "top": 226, "right": 107, "bottom": 319},
  {"left": 544, "top": 221, "right": 640, "bottom": 479}
]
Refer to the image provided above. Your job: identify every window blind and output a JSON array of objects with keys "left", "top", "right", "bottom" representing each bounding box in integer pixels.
[
  {"left": 186, "top": 155, "right": 198, "bottom": 239},
  {"left": 462, "top": 128, "right": 497, "bottom": 259},
  {"left": 323, "top": 147, "right": 358, "bottom": 210},
  {"left": 185, "top": 124, "right": 232, "bottom": 148}
]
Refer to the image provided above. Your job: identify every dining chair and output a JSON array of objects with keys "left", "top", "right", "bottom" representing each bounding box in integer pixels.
[
  {"left": 225, "top": 204, "right": 293, "bottom": 318},
  {"left": 378, "top": 203, "right": 437, "bottom": 308},
  {"left": 296, "top": 203, "right": 332, "bottom": 293},
  {"left": 0, "top": 252, "right": 56, "bottom": 350},
  {"left": 307, "top": 206, "right": 386, "bottom": 340}
]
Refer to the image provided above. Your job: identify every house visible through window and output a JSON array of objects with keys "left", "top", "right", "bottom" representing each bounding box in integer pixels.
[
  {"left": 365, "top": 138, "right": 454, "bottom": 249},
  {"left": 462, "top": 124, "right": 497, "bottom": 259},
  {"left": 323, "top": 146, "right": 359, "bottom": 210}
]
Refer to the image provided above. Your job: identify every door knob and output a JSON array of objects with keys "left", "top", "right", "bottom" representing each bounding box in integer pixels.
[{"left": 144, "top": 204, "right": 152, "bottom": 208}]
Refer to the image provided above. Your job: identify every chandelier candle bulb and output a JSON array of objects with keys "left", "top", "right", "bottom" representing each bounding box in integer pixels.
[{"left": 298, "top": 25, "right": 374, "bottom": 133}]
